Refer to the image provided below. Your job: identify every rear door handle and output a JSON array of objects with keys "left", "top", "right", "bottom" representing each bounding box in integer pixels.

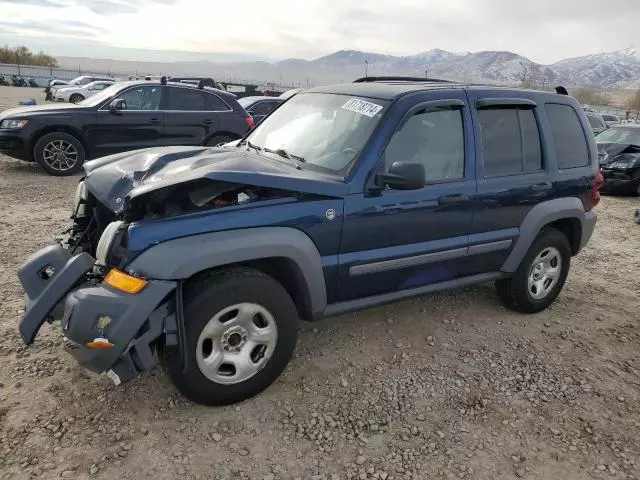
[
  {"left": 531, "top": 182, "right": 552, "bottom": 192},
  {"left": 202, "top": 119, "right": 213, "bottom": 125},
  {"left": 438, "top": 193, "right": 470, "bottom": 205},
  {"left": 148, "top": 118, "right": 160, "bottom": 125}
]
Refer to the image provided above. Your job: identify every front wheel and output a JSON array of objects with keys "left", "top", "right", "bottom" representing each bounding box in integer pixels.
[
  {"left": 161, "top": 267, "right": 298, "bottom": 405},
  {"left": 69, "top": 93, "right": 85, "bottom": 103},
  {"left": 33, "top": 132, "right": 86, "bottom": 176},
  {"left": 495, "top": 228, "right": 571, "bottom": 313}
]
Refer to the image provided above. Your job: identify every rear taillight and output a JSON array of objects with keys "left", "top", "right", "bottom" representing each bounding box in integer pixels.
[
  {"left": 245, "top": 116, "right": 255, "bottom": 129},
  {"left": 588, "top": 170, "right": 604, "bottom": 211}
]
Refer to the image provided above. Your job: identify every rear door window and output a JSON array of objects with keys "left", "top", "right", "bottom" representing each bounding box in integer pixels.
[
  {"left": 478, "top": 107, "right": 542, "bottom": 177},
  {"left": 166, "top": 87, "right": 207, "bottom": 111},
  {"left": 546, "top": 104, "right": 590, "bottom": 168}
]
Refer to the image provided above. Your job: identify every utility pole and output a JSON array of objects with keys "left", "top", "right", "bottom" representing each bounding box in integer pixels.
[
  {"left": 365, "top": 60, "right": 368, "bottom": 78},
  {"left": 15, "top": 52, "right": 20, "bottom": 76},
  {"left": 425, "top": 68, "right": 428, "bottom": 78}
]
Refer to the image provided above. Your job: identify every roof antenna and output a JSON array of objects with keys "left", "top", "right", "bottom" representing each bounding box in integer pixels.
[
  {"left": 555, "top": 85, "right": 568, "bottom": 95},
  {"left": 160, "top": 76, "right": 167, "bottom": 85}
]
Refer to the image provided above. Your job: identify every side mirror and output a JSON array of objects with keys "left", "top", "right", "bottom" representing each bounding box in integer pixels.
[
  {"left": 375, "top": 161, "right": 425, "bottom": 190},
  {"left": 109, "top": 98, "right": 127, "bottom": 113}
]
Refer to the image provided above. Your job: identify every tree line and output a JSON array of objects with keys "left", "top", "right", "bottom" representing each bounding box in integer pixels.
[{"left": 0, "top": 45, "right": 59, "bottom": 68}]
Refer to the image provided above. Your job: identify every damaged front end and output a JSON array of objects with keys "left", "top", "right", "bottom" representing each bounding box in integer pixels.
[{"left": 18, "top": 146, "right": 342, "bottom": 385}]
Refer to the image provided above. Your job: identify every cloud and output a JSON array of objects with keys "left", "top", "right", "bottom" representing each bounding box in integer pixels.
[
  {"left": 0, "top": 0, "right": 66, "bottom": 5},
  {"left": 0, "top": 19, "right": 108, "bottom": 37},
  {"left": 0, "top": 0, "right": 639, "bottom": 64},
  {"left": 77, "top": 0, "right": 179, "bottom": 14}
]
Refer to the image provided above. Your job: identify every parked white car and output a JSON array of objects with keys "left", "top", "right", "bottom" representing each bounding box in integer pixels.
[
  {"left": 54, "top": 80, "right": 116, "bottom": 103},
  {"left": 50, "top": 75, "right": 115, "bottom": 98}
]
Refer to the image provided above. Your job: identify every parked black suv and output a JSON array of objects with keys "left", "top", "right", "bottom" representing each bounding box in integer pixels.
[
  {"left": 0, "top": 79, "right": 253, "bottom": 175},
  {"left": 17, "top": 78, "right": 602, "bottom": 405}
]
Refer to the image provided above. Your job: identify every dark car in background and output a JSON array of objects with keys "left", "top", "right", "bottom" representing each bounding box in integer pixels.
[
  {"left": 237, "top": 96, "right": 284, "bottom": 125},
  {"left": 602, "top": 114, "right": 622, "bottom": 128},
  {"left": 0, "top": 79, "right": 254, "bottom": 175},
  {"left": 597, "top": 124, "right": 640, "bottom": 195}
]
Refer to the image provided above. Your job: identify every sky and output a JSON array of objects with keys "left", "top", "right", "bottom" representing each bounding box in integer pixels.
[{"left": 0, "top": 0, "right": 639, "bottom": 64}]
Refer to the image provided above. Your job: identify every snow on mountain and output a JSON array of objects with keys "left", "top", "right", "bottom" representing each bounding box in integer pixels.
[
  {"left": 59, "top": 47, "right": 640, "bottom": 89},
  {"left": 550, "top": 47, "right": 640, "bottom": 88}
]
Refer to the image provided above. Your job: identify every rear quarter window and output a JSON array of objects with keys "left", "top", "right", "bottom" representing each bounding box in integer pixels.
[
  {"left": 477, "top": 107, "right": 542, "bottom": 177},
  {"left": 546, "top": 104, "right": 590, "bottom": 169}
]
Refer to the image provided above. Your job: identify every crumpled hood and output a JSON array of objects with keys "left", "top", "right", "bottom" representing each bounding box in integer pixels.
[
  {"left": 83, "top": 146, "right": 349, "bottom": 213},
  {"left": 597, "top": 142, "right": 640, "bottom": 165},
  {"left": 0, "top": 103, "right": 82, "bottom": 120}
]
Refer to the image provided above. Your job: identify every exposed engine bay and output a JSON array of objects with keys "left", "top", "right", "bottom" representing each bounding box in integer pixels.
[
  {"left": 57, "top": 178, "right": 298, "bottom": 258},
  {"left": 124, "top": 179, "right": 295, "bottom": 221}
]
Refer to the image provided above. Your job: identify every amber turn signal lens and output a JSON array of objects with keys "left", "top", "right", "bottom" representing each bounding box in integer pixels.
[
  {"left": 86, "top": 337, "right": 115, "bottom": 349},
  {"left": 104, "top": 268, "right": 148, "bottom": 294}
]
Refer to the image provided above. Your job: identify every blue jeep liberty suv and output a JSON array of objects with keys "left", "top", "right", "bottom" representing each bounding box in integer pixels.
[{"left": 17, "top": 77, "right": 602, "bottom": 405}]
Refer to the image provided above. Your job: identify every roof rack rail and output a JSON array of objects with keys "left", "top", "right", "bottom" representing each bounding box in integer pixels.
[{"left": 353, "top": 76, "right": 453, "bottom": 84}]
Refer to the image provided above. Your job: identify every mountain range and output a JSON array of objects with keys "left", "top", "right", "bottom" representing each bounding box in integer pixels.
[{"left": 58, "top": 47, "right": 640, "bottom": 90}]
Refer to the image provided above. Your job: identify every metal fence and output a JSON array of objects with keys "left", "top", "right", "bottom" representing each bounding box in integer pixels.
[
  {"left": 0, "top": 63, "right": 118, "bottom": 87},
  {"left": 0, "top": 62, "right": 296, "bottom": 93}
]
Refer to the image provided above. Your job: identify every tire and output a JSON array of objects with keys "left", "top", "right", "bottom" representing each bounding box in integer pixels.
[
  {"left": 634, "top": 208, "right": 640, "bottom": 224},
  {"left": 206, "top": 134, "right": 234, "bottom": 147},
  {"left": 33, "top": 132, "right": 86, "bottom": 176},
  {"left": 69, "top": 93, "right": 85, "bottom": 103},
  {"left": 161, "top": 267, "right": 298, "bottom": 406},
  {"left": 495, "top": 228, "right": 571, "bottom": 314}
]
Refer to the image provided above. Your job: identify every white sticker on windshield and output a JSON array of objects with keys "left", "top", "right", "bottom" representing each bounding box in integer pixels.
[{"left": 341, "top": 98, "right": 384, "bottom": 117}]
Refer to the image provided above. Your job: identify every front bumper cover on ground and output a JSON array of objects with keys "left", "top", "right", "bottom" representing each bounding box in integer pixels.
[{"left": 18, "top": 244, "right": 177, "bottom": 383}]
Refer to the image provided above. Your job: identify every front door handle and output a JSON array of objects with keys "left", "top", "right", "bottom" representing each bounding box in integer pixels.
[
  {"left": 531, "top": 182, "right": 552, "bottom": 192},
  {"left": 202, "top": 119, "right": 213, "bottom": 125},
  {"left": 148, "top": 118, "right": 160, "bottom": 125},
  {"left": 438, "top": 193, "right": 470, "bottom": 205}
]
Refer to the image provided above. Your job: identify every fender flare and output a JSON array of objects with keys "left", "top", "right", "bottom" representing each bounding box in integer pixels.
[
  {"left": 127, "top": 227, "right": 327, "bottom": 317},
  {"left": 500, "top": 197, "right": 594, "bottom": 273}
]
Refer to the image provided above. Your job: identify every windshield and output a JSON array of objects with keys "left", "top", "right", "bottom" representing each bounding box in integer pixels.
[
  {"left": 238, "top": 97, "right": 257, "bottom": 108},
  {"left": 78, "top": 83, "right": 122, "bottom": 107},
  {"left": 246, "top": 93, "right": 388, "bottom": 176},
  {"left": 587, "top": 115, "right": 604, "bottom": 128},
  {"left": 596, "top": 127, "right": 640, "bottom": 146}
]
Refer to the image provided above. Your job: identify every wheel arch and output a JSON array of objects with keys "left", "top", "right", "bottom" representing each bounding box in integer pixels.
[
  {"left": 501, "top": 197, "right": 592, "bottom": 273},
  {"left": 127, "top": 227, "right": 327, "bottom": 320},
  {"left": 30, "top": 126, "right": 90, "bottom": 158},
  {"left": 203, "top": 131, "right": 242, "bottom": 146}
]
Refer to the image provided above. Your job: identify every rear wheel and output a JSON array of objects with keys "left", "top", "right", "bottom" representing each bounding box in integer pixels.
[
  {"left": 206, "top": 134, "right": 234, "bottom": 147},
  {"left": 69, "top": 93, "right": 85, "bottom": 103},
  {"left": 161, "top": 267, "right": 298, "bottom": 405},
  {"left": 495, "top": 228, "right": 571, "bottom": 313},
  {"left": 33, "top": 132, "right": 86, "bottom": 176}
]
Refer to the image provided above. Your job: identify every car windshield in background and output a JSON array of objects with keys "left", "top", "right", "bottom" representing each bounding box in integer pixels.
[
  {"left": 587, "top": 115, "right": 604, "bottom": 128},
  {"left": 596, "top": 127, "right": 640, "bottom": 146},
  {"left": 246, "top": 93, "right": 388, "bottom": 176},
  {"left": 238, "top": 97, "right": 257, "bottom": 108},
  {"left": 79, "top": 84, "right": 122, "bottom": 107}
]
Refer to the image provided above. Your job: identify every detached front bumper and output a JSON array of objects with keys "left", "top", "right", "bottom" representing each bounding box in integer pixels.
[{"left": 18, "top": 245, "right": 177, "bottom": 383}]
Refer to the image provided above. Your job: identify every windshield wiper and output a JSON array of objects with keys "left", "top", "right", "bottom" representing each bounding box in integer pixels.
[
  {"left": 263, "top": 147, "right": 305, "bottom": 163},
  {"left": 245, "top": 140, "right": 262, "bottom": 153}
]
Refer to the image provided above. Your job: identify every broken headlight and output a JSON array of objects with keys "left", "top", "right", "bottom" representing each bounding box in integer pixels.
[
  {"left": 72, "top": 181, "right": 88, "bottom": 217},
  {"left": 95, "top": 221, "right": 128, "bottom": 268}
]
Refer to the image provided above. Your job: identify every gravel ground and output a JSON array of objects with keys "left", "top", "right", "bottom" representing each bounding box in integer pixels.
[{"left": 1, "top": 85, "right": 639, "bottom": 480}]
